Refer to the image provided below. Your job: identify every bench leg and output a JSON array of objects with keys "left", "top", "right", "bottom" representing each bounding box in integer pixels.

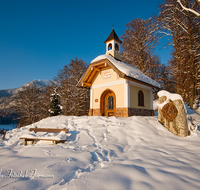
[
  {"left": 30, "top": 140, "right": 34, "bottom": 145},
  {"left": 23, "top": 139, "right": 27, "bottom": 146}
]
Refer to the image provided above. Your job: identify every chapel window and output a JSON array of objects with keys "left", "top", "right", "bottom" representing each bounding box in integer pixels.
[
  {"left": 108, "top": 96, "right": 114, "bottom": 110},
  {"left": 115, "top": 43, "right": 119, "bottom": 51},
  {"left": 138, "top": 90, "right": 144, "bottom": 106},
  {"left": 108, "top": 43, "right": 112, "bottom": 51}
]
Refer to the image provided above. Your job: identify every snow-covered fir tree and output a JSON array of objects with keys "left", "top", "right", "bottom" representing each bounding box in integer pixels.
[{"left": 48, "top": 88, "right": 62, "bottom": 116}]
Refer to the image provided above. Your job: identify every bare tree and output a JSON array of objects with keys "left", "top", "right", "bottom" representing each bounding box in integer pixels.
[
  {"left": 53, "top": 57, "right": 90, "bottom": 116},
  {"left": 14, "top": 86, "right": 48, "bottom": 127},
  {"left": 177, "top": 0, "right": 200, "bottom": 18},
  {"left": 121, "top": 18, "right": 160, "bottom": 75},
  {"left": 158, "top": 0, "right": 200, "bottom": 108},
  {"left": 121, "top": 17, "right": 168, "bottom": 92}
]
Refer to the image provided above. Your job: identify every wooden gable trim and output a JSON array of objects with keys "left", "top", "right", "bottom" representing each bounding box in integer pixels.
[
  {"left": 93, "top": 67, "right": 100, "bottom": 71},
  {"left": 87, "top": 69, "right": 98, "bottom": 83},
  {"left": 78, "top": 58, "right": 126, "bottom": 88},
  {"left": 83, "top": 82, "right": 92, "bottom": 86},
  {"left": 90, "top": 58, "right": 125, "bottom": 78}
]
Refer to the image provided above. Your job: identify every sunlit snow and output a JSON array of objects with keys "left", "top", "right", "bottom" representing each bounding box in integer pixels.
[{"left": 0, "top": 107, "right": 200, "bottom": 190}]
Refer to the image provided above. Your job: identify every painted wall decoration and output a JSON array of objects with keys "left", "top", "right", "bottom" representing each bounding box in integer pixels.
[{"left": 101, "top": 70, "right": 113, "bottom": 80}]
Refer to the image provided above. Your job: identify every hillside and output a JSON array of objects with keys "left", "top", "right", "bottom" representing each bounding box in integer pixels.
[
  {"left": 0, "top": 80, "right": 49, "bottom": 124},
  {"left": 0, "top": 108, "right": 200, "bottom": 190}
]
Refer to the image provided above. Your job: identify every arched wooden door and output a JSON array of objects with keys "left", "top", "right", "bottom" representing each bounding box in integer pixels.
[{"left": 104, "top": 92, "right": 115, "bottom": 117}]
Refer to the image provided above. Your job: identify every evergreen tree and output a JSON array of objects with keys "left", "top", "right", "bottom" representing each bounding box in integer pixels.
[{"left": 48, "top": 88, "right": 62, "bottom": 116}]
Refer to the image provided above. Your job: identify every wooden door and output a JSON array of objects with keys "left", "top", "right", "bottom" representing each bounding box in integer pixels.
[{"left": 104, "top": 92, "right": 115, "bottom": 116}]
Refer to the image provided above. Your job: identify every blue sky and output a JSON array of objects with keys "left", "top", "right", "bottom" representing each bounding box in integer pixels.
[{"left": 0, "top": 0, "right": 170, "bottom": 90}]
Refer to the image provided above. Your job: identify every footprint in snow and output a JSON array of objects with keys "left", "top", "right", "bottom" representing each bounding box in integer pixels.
[
  {"left": 46, "top": 158, "right": 75, "bottom": 169},
  {"left": 90, "top": 151, "right": 110, "bottom": 162},
  {"left": 59, "top": 167, "right": 88, "bottom": 186},
  {"left": 90, "top": 152, "right": 101, "bottom": 162},
  {"left": 40, "top": 149, "right": 54, "bottom": 156},
  {"left": 96, "top": 151, "right": 110, "bottom": 162},
  {"left": 93, "top": 143, "right": 98, "bottom": 147}
]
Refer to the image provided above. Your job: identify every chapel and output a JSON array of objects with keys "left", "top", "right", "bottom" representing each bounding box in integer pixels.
[{"left": 77, "top": 29, "right": 160, "bottom": 117}]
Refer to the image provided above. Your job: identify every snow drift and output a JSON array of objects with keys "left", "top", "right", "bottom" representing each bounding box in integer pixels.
[{"left": 0, "top": 110, "right": 200, "bottom": 190}]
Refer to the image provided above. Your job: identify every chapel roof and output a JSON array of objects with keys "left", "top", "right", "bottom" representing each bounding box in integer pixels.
[
  {"left": 104, "top": 29, "right": 122, "bottom": 44},
  {"left": 92, "top": 54, "right": 160, "bottom": 88},
  {"left": 77, "top": 54, "right": 160, "bottom": 89}
]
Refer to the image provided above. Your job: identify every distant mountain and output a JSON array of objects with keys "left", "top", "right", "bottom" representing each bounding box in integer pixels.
[
  {"left": 0, "top": 80, "right": 49, "bottom": 98},
  {"left": 20, "top": 79, "right": 49, "bottom": 89},
  {"left": 0, "top": 88, "right": 18, "bottom": 98}
]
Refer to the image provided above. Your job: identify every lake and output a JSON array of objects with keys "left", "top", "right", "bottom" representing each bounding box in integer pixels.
[{"left": 0, "top": 124, "right": 17, "bottom": 131}]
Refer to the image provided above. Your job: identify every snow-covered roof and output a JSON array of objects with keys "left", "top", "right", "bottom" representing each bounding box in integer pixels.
[{"left": 91, "top": 54, "right": 160, "bottom": 88}]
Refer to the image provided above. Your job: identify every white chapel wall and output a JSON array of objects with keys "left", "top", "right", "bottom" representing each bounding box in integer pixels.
[
  {"left": 92, "top": 83, "right": 125, "bottom": 109},
  {"left": 92, "top": 67, "right": 123, "bottom": 86},
  {"left": 130, "top": 84, "right": 151, "bottom": 109}
]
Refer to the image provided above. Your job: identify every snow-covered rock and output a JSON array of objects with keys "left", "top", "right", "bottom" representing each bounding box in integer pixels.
[{"left": 157, "top": 90, "right": 189, "bottom": 137}]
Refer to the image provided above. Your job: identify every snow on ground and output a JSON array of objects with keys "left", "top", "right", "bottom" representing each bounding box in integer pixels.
[{"left": 0, "top": 109, "right": 200, "bottom": 190}]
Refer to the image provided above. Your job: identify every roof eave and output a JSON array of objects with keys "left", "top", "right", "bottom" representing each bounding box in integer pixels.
[{"left": 124, "top": 75, "right": 160, "bottom": 89}]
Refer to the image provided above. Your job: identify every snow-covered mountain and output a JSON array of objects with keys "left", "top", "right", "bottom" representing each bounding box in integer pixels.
[
  {"left": 20, "top": 79, "right": 49, "bottom": 89},
  {"left": 0, "top": 79, "right": 49, "bottom": 98}
]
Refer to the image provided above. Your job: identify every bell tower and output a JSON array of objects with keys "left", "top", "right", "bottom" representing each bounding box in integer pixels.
[{"left": 104, "top": 29, "right": 122, "bottom": 61}]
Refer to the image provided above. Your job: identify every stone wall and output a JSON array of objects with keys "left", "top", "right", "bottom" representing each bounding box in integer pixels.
[
  {"left": 157, "top": 91, "right": 189, "bottom": 137},
  {"left": 128, "top": 108, "right": 154, "bottom": 116},
  {"left": 88, "top": 109, "right": 93, "bottom": 116},
  {"left": 89, "top": 109, "right": 101, "bottom": 116},
  {"left": 88, "top": 108, "right": 153, "bottom": 117},
  {"left": 115, "top": 108, "right": 128, "bottom": 117}
]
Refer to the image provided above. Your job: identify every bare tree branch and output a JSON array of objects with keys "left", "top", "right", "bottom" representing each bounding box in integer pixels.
[{"left": 177, "top": 0, "right": 200, "bottom": 17}]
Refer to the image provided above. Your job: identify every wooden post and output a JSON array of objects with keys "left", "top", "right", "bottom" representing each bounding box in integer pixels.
[{"left": 23, "top": 139, "right": 27, "bottom": 145}]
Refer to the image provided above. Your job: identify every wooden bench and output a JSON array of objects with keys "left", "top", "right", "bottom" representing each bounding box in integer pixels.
[
  {"left": 20, "top": 137, "right": 66, "bottom": 145},
  {"left": 20, "top": 128, "right": 69, "bottom": 145},
  {"left": 29, "top": 128, "right": 68, "bottom": 133}
]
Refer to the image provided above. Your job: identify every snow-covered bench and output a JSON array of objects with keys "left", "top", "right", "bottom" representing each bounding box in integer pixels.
[
  {"left": 20, "top": 128, "right": 69, "bottom": 145},
  {"left": 29, "top": 128, "right": 68, "bottom": 133}
]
